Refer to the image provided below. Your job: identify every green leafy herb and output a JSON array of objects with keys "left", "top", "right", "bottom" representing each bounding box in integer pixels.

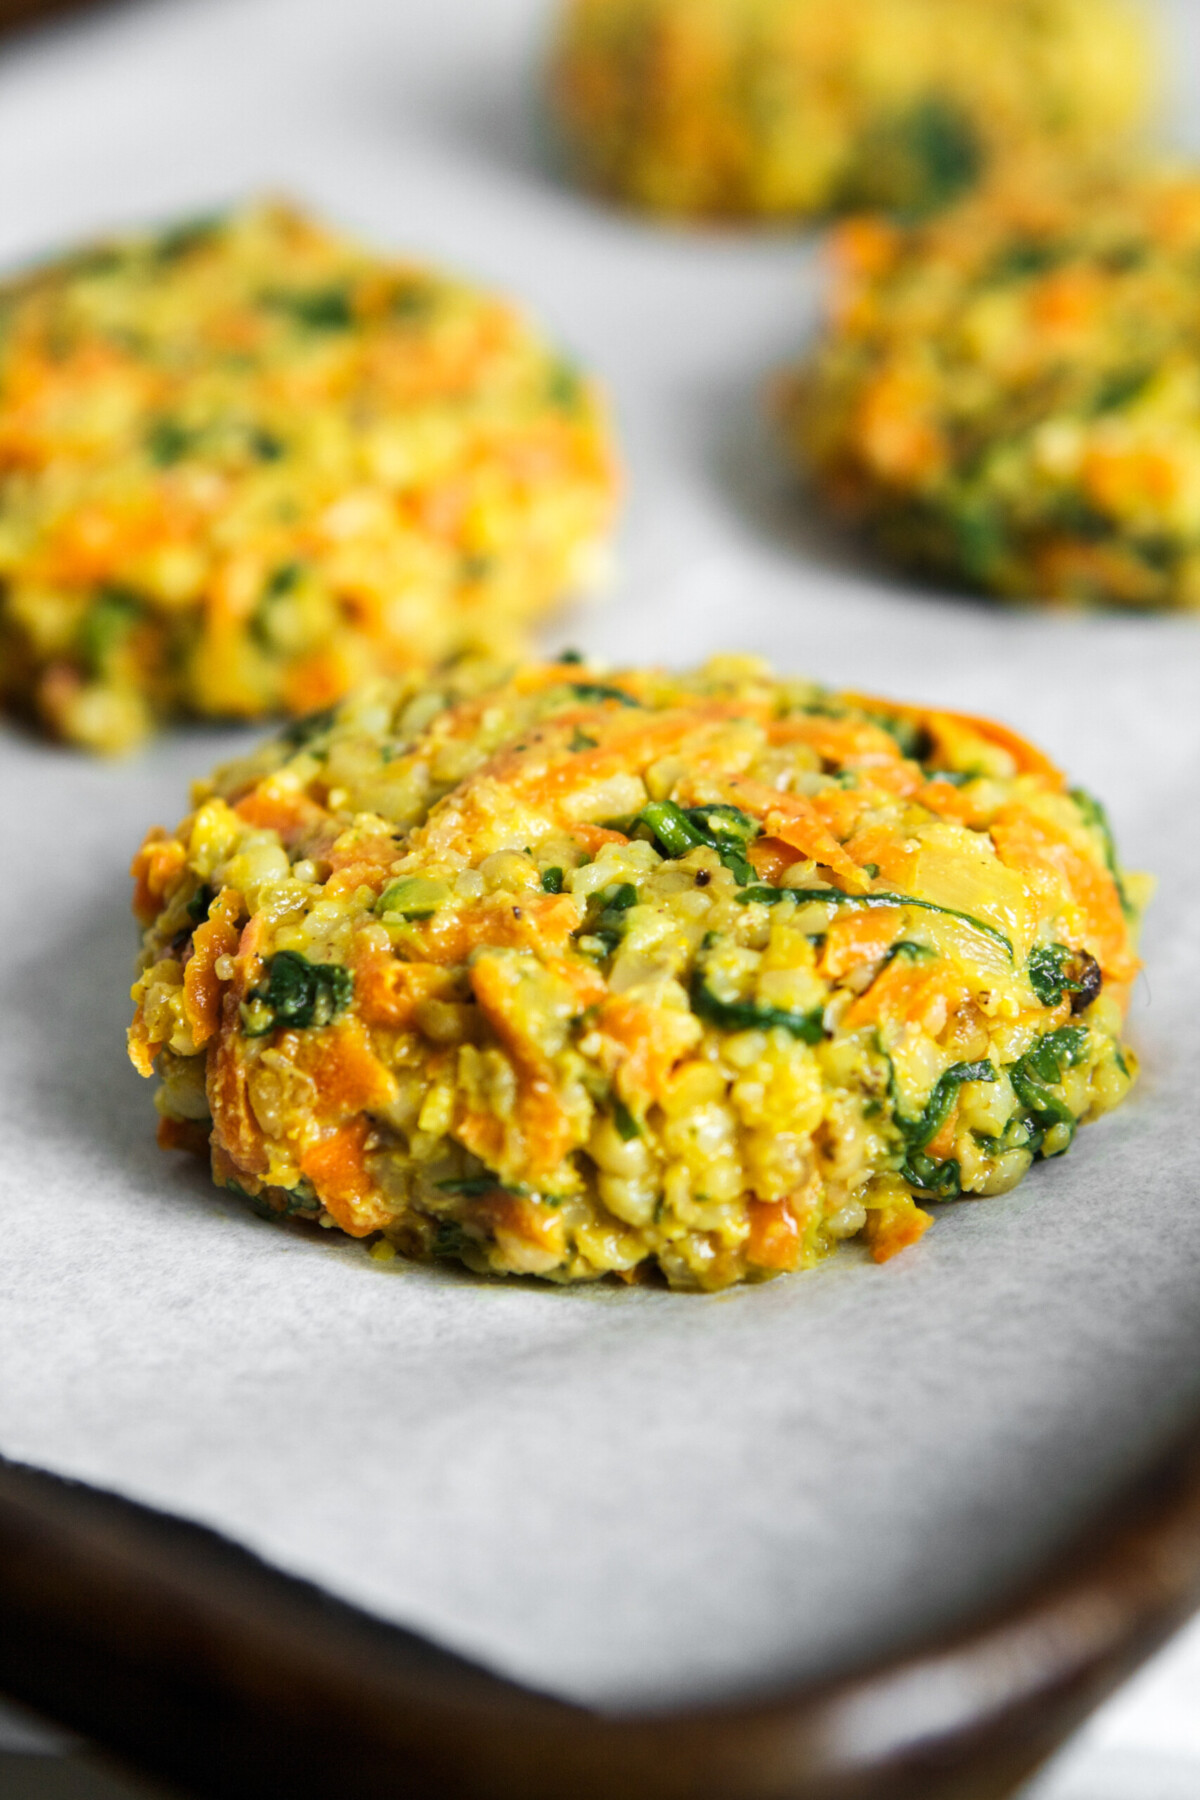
[
  {"left": 251, "top": 428, "right": 285, "bottom": 461},
  {"left": 391, "top": 281, "right": 436, "bottom": 320},
  {"left": 436, "top": 1176, "right": 510, "bottom": 1199},
  {"left": 953, "top": 503, "right": 1008, "bottom": 585},
  {"left": 736, "top": 886, "right": 1013, "bottom": 958},
  {"left": 1020, "top": 1026, "right": 1089, "bottom": 1086},
  {"left": 1071, "top": 788, "right": 1134, "bottom": 919},
  {"left": 153, "top": 215, "right": 223, "bottom": 263},
  {"left": 1091, "top": 367, "right": 1153, "bottom": 415},
  {"left": 548, "top": 360, "right": 584, "bottom": 410},
  {"left": 1007, "top": 1028, "right": 1090, "bottom": 1148},
  {"left": 146, "top": 417, "right": 193, "bottom": 465},
  {"left": 989, "top": 238, "right": 1067, "bottom": 282},
  {"left": 264, "top": 285, "right": 355, "bottom": 329},
  {"left": 1008, "top": 1068, "right": 1076, "bottom": 1143},
  {"left": 433, "top": 1222, "right": 471, "bottom": 1258},
  {"left": 690, "top": 972, "right": 824, "bottom": 1043},
  {"left": 612, "top": 1099, "right": 641, "bottom": 1141},
  {"left": 240, "top": 951, "right": 353, "bottom": 1037},
  {"left": 186, "top": 884, "right": 215, "bottom": 927},
  {"left": 637, "top": 800, "right": 760, "bottom": 885},
  {"left": 581, "top": 882, "right": 639, "bottom": 956},
  {"left": 898, "top": 1060, "right": 997, "bottom": 1153},
  {"left": 77, "top": 587, "right": 143, "bottom": 673},
  {"left": 864, "top": 710, "right": 935, "bottom": 762},
  {"left": 1028, "top": 944, "right": 1103, "bottom": 1012},
  {"left": 600, "top": 882, "right": 638, "bottom": 915},
  {"left": 570, "top": 682, "right": 641, "bottom": 708},
  {"left": 887, "top": 97, "right": 984, "bottom": 213},
  {"left": 541, "top": 867, "right": 565, "bottom": 895},
  {"left": 267, "top": 562, "right": 302, "bottom": 597},
  {"left": 884, "top": 940, "right": 937, "bottom": 967},
  {"left": 280, "top": 704, "right": 337, "bottom": 748},
  {"left": 570, "top": 728, "right": 598, "bottom": 752},
  {"left": 901, "top": 1151, "right": 963, "bottom": 1200}
]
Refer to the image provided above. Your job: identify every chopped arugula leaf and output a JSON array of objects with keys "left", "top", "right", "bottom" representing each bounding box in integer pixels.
[
  {"left": 898, "top": 1060, "right": 997, "bottom": 1153},
  {"left": 240, "top": 951, "right": 353, "bottom": 1036},
  {"left": 737, "top": 886, "right": 1013, "bottom": 957},
  {"left": 186, "top": 884, "right": 215, "bottom": 927},
  {"left": 153, "top": 215, "right": 224, "bottom": 263},
  {"left": 612, "top": 1099, "right": 641, "bottom": 1141},
  {"left": 548, "top": 360, "right": 584, "bottom": 410},
  {"left": 1071, "top": 788, "right": 1134, "bottom": 919},
  {"left": 1007, "top": 1028, "right": 1090, "bottom": 1148},
  {"left": 146, "top": 417, "right": 194, "bottom": 465},
  {"left": 690, "top": 972, "right": 824, "bottom": 1043},
  {"left": 436, "top": 1176, "right": 511, "bottom": 1198},
  {"left": 264, "top": 285, "right": 355, "bottom": 329},
  {"left": 251, "top": 428, "right": 285, "bottom": 461},
  {"left": 570, "top": 681, "right": 641, "bottom": 708},
  {"left": 1028, "top": 944, "right": 1103, "bottom": 1012},
  {"left": 637, "top": 800, "right": 760, "bottom": 885},
  {"left": 901, "top": 1152, "right": 963, "bottom": 1200},
  {"left": 1091, "top": 366, "right": 1154, "bottom": 415},
  {"left": 78, "top": 587, "right": 143, "bottom": 673},
  {"left": 883, "top": 940, "right": 937, "bottom": 967},
  {"left": 541, "top": 867, "right": 565, "bottom": 895},
  {"left": 280, "top": 704, "right": 338, "bottom": 748}
]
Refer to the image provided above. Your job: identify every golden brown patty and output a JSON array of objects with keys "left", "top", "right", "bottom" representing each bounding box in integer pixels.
[
  {"left": 549, "top": 0, "right": 1152, "bottom": 222},
  {"left": 129, "top": 654, "right": 1147, "bottom": 1291},
  {"left": 0, "top": 202, "right": 618, "bottom": 751},
  {"left": 782, "top": 167, "right": 1200, "bottom": 607}
]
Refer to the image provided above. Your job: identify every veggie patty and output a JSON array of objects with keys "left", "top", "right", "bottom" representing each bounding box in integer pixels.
[
  {"left": 129, "top": 655, "right": 1148, "bottom": 1290},
  {"left": 783, "top": 166, "right": 1200, "bottom": 607},
  {"left": 0, "top": 202, "right": 618, "bottom": 751},
  {"left": 549, "top": 0, "right": 1151, "bottom": 223}
]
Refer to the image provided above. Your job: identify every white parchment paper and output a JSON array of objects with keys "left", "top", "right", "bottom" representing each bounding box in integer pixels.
[{"left": 1, "top": 0, "right": 1199, "bottom": 1717}]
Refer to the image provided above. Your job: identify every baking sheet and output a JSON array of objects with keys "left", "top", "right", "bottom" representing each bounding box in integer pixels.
[{"left": 2, "top": 0, "right": 1200, "bottom": 1718}]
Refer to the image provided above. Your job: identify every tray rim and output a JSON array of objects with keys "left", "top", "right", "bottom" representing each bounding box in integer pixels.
[{"left": 1, "top": 1403, "right": 1199, "bottom": 1800}]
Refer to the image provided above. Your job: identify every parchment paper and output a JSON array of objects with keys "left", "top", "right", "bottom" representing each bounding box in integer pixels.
[{"left": 1, "top": 0, "right": 1199, "bottom": 1717}]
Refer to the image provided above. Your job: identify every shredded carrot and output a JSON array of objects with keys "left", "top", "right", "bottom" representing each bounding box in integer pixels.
[
  {"left": 865, "top": 1201, "right": 933, "bottom": 1264},
  {"left": 470, "top": 952, "right": 579, "bottom": 1178},
  {"left": 725, "top": 776, "right": 869, "bottom": 891},
  {"left": 766, "top": 713, "right": 904, "bottom": 767},
  {"left": 843, "top": 693, "right": 1064, "bottom": 786},
  {"left": 234, "top": 785, "right": 327, "bottom": 842},
  {"left": 183, "top": 887, "right": 243, "bottom": 1048},
  {"left": 596, "top": 995, "right": 702, "bottom": 1105},
  {"left": 745, "top": 1198, "right": 807, "bottom": 1271},
  {"left": 208, "top": 1005, "right": 270, "bottom": 1177},
  {"left": 301, "top": 1117, "right": 392, "bottom": 1237},
  {"left": 131, "top": 831, "right": 188, "bottom": 926},
  {"left": 127, "top": 1008, "right": 158, "bottom": 1078},
  {"left": 845, "top": 958, "right": 968, "bottom": 1033},
  {"left": 819, "top": 908, "right": 903, "bottom": 980},
  {"left": 990, "top": 802, "right": 1137, "bottom": 981},
  {"left": 156, "top": 1116, "right": 210, "bottom": 1156},
  {"left": 925, "top": 1108, "right": 960, "bottom": 1162},
  {"left": 289, "top": 1017, "right": 398, "bottom": 1120},
  {"left": 354, "top": 951, "right": 459, "bottom": 1030}
]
